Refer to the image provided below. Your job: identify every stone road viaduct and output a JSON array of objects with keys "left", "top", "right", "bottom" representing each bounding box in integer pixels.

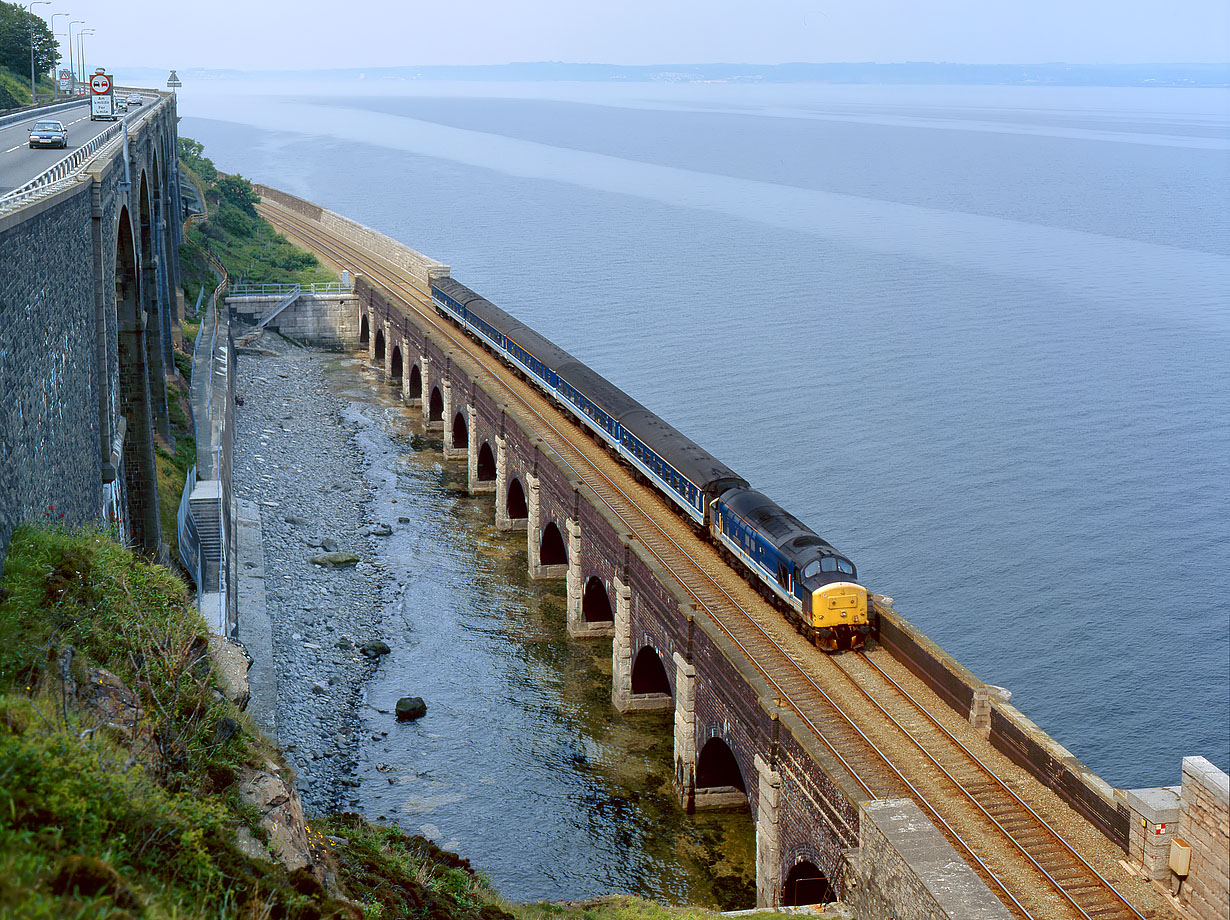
[{"left": 0, "top": 91, "right": 184, "bottom": 569}]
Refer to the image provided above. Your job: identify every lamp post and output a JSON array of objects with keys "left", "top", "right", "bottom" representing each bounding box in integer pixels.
[
  {"left": 68, "top": 19, "right": 84, "bottom": 92},
  {"left": 49, "top": 12, "right": 69, "bottom": 98},
  {"left": 78, "top": 29, "right": 94, "bottom": 84},
  {"left": 27, "top": 2, "right": 51, "bottom": 103}
]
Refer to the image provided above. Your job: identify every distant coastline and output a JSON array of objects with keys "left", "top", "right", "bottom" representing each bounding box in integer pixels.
[{"left": 127, "top": 61, "right": 1229, "bottom": 88}]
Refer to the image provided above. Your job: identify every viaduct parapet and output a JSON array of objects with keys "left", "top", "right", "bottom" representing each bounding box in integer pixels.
[{"left": 0, "top": 93, "right": 184, "bottom": 569}]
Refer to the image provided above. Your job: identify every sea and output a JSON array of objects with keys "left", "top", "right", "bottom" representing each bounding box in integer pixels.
[{"left": 179, "top": 78, "right": 1229, "bottom": 903}]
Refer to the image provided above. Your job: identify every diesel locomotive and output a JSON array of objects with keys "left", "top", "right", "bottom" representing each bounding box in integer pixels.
[{"left": 431, "top": 278, "right": 871, "bottom": 651}]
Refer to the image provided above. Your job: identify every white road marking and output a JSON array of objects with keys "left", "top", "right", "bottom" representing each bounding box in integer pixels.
[{"left": 5, "top": 144, "right": 23, "bottom": 153}]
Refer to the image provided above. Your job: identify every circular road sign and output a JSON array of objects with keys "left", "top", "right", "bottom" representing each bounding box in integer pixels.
[{"left": 90, "top": 73, "right": 111, "bottom": 95}]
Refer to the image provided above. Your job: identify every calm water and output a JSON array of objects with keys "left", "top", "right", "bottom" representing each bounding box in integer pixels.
[{"left": 181, "top": 80, "right": 1227, "bottom": 881}]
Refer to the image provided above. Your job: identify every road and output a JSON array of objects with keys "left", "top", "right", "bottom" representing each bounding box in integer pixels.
[{"left": 0, "top": 95, "right": 151, "bottom": 196}]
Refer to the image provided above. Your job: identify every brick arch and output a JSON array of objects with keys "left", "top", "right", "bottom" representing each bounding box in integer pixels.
[
  {"left": 114, "top": 205, "right": 160, "bottom": 554},
  {"left": 408, "top": 361, "right": 422, "bottom": 400},
  {"left": 451, "top": 409, "right": 467, "bottom": 450},
  {"left": 695, "top": 722, "right": 756, "bottom": 818},
  {"left": 506, "top": 476, "right": 528, "bottom": 519},
  {"left": 581, "top": 575, "right": 613, "bottom": 623},
  {"left": 476, "top": 440, "right": 496, "bottom": 481},
  {"left": 696, "top": 735, "right": 747, "bottom": 795},
  {"left": 359, "top": 312, "right": 370, "bottom": 345},
  {"left": 782, "top": 859, "right": 834, "bottom": 907},
  {"left": 428, "top": 385, "right": 443, "bottom": 422},
  {"left": 135, "top": 169, "right": 168, "bottom": 438},
  {"left": 390, "top": 343, "right": 403, "bottom": 381},
  {"left": 374, "top": 327, "right": 386, "bottom": 362},
  {"left": 631, "top": 644, "right": 671, "bottom": 695},
  {"left": 539, "top": 520, "right": 567, "bottom": 566}
]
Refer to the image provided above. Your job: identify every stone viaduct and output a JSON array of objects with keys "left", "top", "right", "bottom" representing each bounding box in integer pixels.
[
  {"left": 353, "top": 277, "right": 867, "bottom": 907},
  {"left": 0, "top": 94, "right": 184, "bottom": 569}
]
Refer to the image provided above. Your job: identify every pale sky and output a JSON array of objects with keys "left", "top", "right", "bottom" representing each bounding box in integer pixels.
[{"left": 40, "top": 1, "right": 1230, "bottom": 73}]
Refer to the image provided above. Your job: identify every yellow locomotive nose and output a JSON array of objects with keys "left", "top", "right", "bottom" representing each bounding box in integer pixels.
[{"left": 809, "top": 583, "right": 869, "bottom": 651}]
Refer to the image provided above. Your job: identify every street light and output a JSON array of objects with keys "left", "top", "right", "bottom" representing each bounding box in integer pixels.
[
  {"left": 49, "top": 12, "right": 69, "bottom": 96},
  {"left": 26, "top": 2, "right": 51, "bottom": 102},
  {"left": 68, "top": 19, "right": 84, "bottom": 91},
  {"left": 78, "top": 29, "right": 94, "bottom": 85}
]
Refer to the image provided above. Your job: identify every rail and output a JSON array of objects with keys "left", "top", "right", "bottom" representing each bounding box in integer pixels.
[
  {"left": 257, "top": 200, "right": 1155, "bottom": 920},
  {"left": 228, "top": 280, "right": 352, "bottom": 296},
  {"left": 0, "top": 90, "right": 167, "bottom": 216},
  {"left": 177, "top": 464, "right": 203, "bottom": 593}
]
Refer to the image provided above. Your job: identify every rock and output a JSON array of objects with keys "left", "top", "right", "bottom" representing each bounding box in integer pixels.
[
  {"left": 207, "top": 636, "right": 252, "bottom": 711},
  {"left": 321, "top": 537, "right": 340, "bottom": 553},
  {"left": 237, "top": 768, "right": 317, "bottom": 875},
  {"left": 336, "top": 638, "right": 353, "bottom": 649},
  {"left": 368, "top": 523, "right": 392, "bottom": 536},
  {"left": 235, "top": 826, "right": 272, "bottom": 862},
  {"left": 397, "top": 517, "right": 410, "bottom": 524},
  {"left": 395, "top": 697, "right": 427, "bottom": 722},
  {"left": 359, "top": 640, "right": 390, "bottom": 659},
  {"left": 284, "top": 515, "right": 309, "bottom": 526},
  {"left": 311, "top": 682, "right": 327, "bottom": 695},
  {"left": 213, "top": 716, "right": 241, "bottom": 745},
  {"left": 309, "top": 551, "right": 359, "bottom": 567}
]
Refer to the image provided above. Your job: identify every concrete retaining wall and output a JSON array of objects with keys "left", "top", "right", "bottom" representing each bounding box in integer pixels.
[{"left": 228, "top": 293, "right": 359, "bottom": 348}]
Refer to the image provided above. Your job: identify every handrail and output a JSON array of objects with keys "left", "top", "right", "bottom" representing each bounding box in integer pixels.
[
  {"left": 176, "top": 464, "right": 203, "bottom": 593},
  {"left": 229, "top": 280, "right": 352, "bottom": 296}
]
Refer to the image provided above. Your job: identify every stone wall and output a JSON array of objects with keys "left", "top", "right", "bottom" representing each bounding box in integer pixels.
[
  {"left": 1, "top": 93, "right": 183, "bottom": 568},
  {"left": 1176, "top": 756, "right": 1229, "bottom": 920},
  {"left": 255, "top": 188, "right": 449, "bottom": 291},
  {"left": 842, "top": 799, "right": 1012, "bottom": 920},
  {"left": 0, "top": 183, "right": 101, "bottom": 571}
]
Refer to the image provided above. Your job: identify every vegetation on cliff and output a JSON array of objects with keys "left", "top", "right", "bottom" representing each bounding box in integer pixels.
[
  {"left": 177, "top": 137, "right": 334, "bottom": 306},
  {"left": 0, "top": 525, "right": 793, "bottom": 919}
]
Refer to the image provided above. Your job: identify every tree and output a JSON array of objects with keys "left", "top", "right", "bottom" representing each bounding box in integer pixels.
[{"left": 0, "top": 2, "right": 59, "bottom": 78}]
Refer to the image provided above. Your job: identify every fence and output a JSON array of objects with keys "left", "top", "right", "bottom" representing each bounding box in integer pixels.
[
  {"left": 176, "top": 464, "right": 203, "bottom": 593},
  {"left": 228, "top": 280, "right": 352, "bottom": 296}
]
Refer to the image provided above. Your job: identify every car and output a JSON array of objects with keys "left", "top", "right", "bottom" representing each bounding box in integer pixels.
[
  {"left": 28, "top": 120, "right": 68, "bottom": 149},
  {"left": 126, "top": 93, "right": 143, "bottom": 107},
  {"left": 115, "top": 97, "right": 127, "bottom": 113}
]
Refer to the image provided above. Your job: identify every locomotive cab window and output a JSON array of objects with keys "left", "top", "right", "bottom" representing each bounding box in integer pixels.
[
  {"left": 820, "top": 557, "right": 837, "bottom": 573},
  {"left": 802, "top": 560, "right": 820, "bottom": 580}
]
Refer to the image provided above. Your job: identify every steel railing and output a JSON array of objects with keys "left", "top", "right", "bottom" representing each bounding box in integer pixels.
[
  {"left": 176, "top": 464, "right": 203, "bottom": 593},
  {"left": 228, "top": 280, "right": 351, "bottom": 296}
]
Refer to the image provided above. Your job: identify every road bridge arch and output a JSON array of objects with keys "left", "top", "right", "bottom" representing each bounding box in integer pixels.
[{"left": 114, "top": 206, "right": 161, "bottom": 554}]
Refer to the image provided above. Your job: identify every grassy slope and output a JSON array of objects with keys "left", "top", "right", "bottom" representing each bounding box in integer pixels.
[{"left": 0, "top": 527, "right": 812, "bottom": 920}]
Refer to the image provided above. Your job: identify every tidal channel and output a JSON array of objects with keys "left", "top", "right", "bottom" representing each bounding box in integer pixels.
[{"left": 320, "top": 352, "right": 756, "bottom": 907}]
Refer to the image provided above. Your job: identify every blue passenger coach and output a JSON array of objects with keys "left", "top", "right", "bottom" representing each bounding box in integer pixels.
[{"left": 425, "top": 276, "right": 868, "bottom": 650}]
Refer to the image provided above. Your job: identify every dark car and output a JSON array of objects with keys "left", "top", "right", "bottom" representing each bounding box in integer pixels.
[{"left": 28, "top": 120, "right": 68, "bottom": 149}]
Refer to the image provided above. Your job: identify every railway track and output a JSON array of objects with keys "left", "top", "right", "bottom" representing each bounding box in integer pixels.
[{"left": 254, "top": 199, "right": 1164, "bottom": 920}]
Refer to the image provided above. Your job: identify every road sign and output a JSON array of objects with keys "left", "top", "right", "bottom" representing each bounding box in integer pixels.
[
  {"left": 90, "top": 73, "right": 112, "bottom": 95},
  {"left": 58, "top": 69, "right": 72, "bottom": 91}
]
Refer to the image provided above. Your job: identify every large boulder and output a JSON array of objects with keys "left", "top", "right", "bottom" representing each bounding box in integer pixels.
[
  {"left": 309, "top": 551, "right": 359, "bottom": 568},
  {"left": 207, "top": 636, "right": 252, "bottom": 711},
  {"left": 359, "top": 640, "right": 391, "bottom": 659},
  {"left": 395, "top": 697, "right": 427, "bottom": 722},
  {"left": 237, "top": 767, "right": 315, "bottom": 875}
]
